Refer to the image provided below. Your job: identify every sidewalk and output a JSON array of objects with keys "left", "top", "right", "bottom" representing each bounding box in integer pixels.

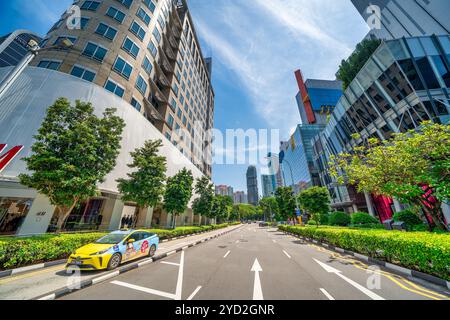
[{"left": 0, "top": 225, "right": 241, "bottom": 300}]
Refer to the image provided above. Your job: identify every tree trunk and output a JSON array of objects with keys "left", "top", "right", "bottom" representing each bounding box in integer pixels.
[
  {"left": 56, "top": 199, "right": 79, "bottom": 232},
  {"left": 172, "top": 214, "right": 177, "bottom": 229}
]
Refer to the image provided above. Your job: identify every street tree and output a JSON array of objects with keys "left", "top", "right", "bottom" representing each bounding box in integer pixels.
[
  {"left": 192, "top": 176, "right": 215, "bottom": 225},
  {"left": 330, "top": 122, "right": 450, "bottom": 231},
  {"left": 259, "top": 197, "right": 278, "bottom": 221},
  {"left": 298, "top": 187, "right": 331, "bottom": 226},
  {"left": 164, "top": 168, "right": 194, "bottom": 228},
  {"left": 20, "top": 98, "right": 125, "bottom": 231},
  {"left": 274, "top": 187, "right": 297, "bottom": 222},
  {"left": 211, "top": 195, "right": 233, "bottom": 223},
  {"left": 117, "top": 140, "right": 167, "bottom": 216}
]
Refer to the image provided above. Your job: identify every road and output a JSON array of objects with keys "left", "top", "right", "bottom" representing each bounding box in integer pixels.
[
  {"left": 0, "top": 225, "right": 239, "bottom": 300},
  {"left": 60, "top": 224, "right": 450, "bottom": 300}
]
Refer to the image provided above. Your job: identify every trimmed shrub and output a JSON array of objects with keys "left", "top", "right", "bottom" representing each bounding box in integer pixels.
[
  {"left": 0, "top": 223, "right": 237, "bottom": 270},
  {"left": 307, "top": 220, "right": 318, "bottom": 226},
  {"left": 329, "top": 212, "right": 351, "bottom": 226},
  {"left": 278, "top": 225, "right": 450, "bottom": 281},
  {"left": 319, "top": 214, "right": 330, "bottom": 225},
  {"left": 351, "top": 212, "right": 380, "bottom": 225},
  {"left": 393, "top": 210, "right": 424, "bottom": 230}
]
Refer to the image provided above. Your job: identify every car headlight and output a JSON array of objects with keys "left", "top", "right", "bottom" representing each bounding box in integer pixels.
[{"left": 90, "top": 249, "right": 111, "bottom": 256}]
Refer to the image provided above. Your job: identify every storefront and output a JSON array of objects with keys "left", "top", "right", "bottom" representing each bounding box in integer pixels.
[{"left": 0, "top": 197, "right": 33, "bottom": 235}]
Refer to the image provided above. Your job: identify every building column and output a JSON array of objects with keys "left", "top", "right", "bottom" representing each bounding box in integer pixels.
[
  {"left": 144, "top": 207, "right": 154, "bottom": 229},
  {"left": 17, "top": 193, "right": 56, "bottom": 236},
  {"left": 107, "top": 198, "right": 125, "bottom": 231},
  {"left": 393, "top": 199, "right": 403, "bottom": 213},
  {"left": 352, "top": 204, "right": 359, "bottom": 213},
  {"left": 441, "top": 202, "right": 450, "bottom": 226},
  {"left": 364, "top": 192, "right": 376, "bottom": 217}
]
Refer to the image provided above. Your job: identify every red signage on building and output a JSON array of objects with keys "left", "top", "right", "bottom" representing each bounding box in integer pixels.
[
  {"left": 0, "top": 144, "right": 24, "bottom": 173},
  {"left": 295, "top": 69, "right": 316, "bottom": 124}
]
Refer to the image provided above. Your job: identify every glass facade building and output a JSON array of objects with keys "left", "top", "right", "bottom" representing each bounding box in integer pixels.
[
  {"left": 312, "top": 35, "right": 450, "bottom": 219},
  {"left": 0, "top": 30, "right": 42, "bottom": 68}
]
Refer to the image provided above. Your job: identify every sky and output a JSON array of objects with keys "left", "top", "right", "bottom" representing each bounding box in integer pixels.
[{"left": 0, "top": 0, "right": 369, "bottom": 193}]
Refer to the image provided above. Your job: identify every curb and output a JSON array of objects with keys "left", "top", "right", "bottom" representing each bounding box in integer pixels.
[
  {"left": 34, "top": 226, "right": 241, "bottom": 300},
  {"left": 0, "top": 227, "right": 237, "bottom": 279},
  {"left": 283, "top": 231, "right": 450, "bottom": 291}
]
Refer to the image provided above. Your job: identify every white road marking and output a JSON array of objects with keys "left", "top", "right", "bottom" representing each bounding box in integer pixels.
[
  {"left": 111, "top": 281, "right": 176, "bottom": 299},
  {"left": 320, "top": 288, "right": 335, "bottom": 300},
  {"left": 283, "top": 250, "right": 292, "bottom": 259},
  {"left": 175, "top": 250, "right": 185, "bottom": 300},
  {"left": 251, "top": 259, "right": 264, "bottom": 300},
  {"left": 187, "top": 286, "right": 202, "bottom": 300},
  {"left": 92, "top": 271, "right": 120, "bottom": 284},
  {"left": 235, "top": 240, "right": 240, "bottom": 244},
  {"left": 314, "top": 259, "right": 385, "bottom": 300},
  {"left": 223, "top": 251, "right": 231, "bottom": 258},
  {"left": 166, "top": 251, "right": 177, "bottom": 256},
  {"left": 272, "top": 240, "right": 277, "bottom": 243},
  {"left": 161, "top": 261, "right": 180, "bottom": 267}
]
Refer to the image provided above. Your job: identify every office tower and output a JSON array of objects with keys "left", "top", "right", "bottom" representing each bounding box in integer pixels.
[
  {"left": 215, "top": 185, "right": 233, "bottom": 197},
  {"left": 261, "top": 174, "right": 276, "bottom": 198},
  {"left": 0, "top": 30, "right": 42, "bottom": 67},
  {"left": 233, "top": 191, "right": 248, "bottom": 204},
  {"left": 312, "top": 35, "right": 450, "bottom": 223},
  {"left": 351, "top": 0, "right": 450, "bottom": 40},
  {"left": 246, "top": 166, "right": 259, "bottom": 206},
  {"left": 32, "top": 0, "right": 214, "bottom": 176}
]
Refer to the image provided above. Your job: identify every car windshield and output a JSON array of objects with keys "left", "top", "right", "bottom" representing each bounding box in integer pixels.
[{"left": 96, "top": 233, "right": 127, "bottom": 244}]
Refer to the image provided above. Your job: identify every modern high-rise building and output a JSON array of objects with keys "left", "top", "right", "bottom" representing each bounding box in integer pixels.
[
  {"left": 246, "top": 166, "right": 259, "bottom": 206},
  {"left": 261, "top": 174, "right": 276, "bottom": 198},
  {"left": 294, "top": 70, "right": 343, "bottom": 126},
  {"left": 215, "top": 185, "right": 233, "bottom": 197},
  {"left": 312, "top": 35, "right": 450, "bottom": 223},
  {"left": 33, "top": 0, "right": 214, "bottom": 176},
  {"left": 352, "top": 0, "right": 450, "bottom": 40},
  {"left": 0, "top": 0, "right": 215, "bottom": 235},
  {"left": 0, "top": 30, "right": 42, "bottom": 67},
  {"left": 233, "top": 191, "right": 248, "bottom": 205},
  {"left": 278, "top": 70, "right": 343, "bottom": 194}
]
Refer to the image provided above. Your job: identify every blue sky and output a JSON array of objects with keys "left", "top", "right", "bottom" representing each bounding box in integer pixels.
[{"left": 0, "top": 0, "right": 369, "bottom": 193}]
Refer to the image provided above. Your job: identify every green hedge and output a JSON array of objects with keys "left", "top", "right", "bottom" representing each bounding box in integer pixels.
[
  {"left": 0, "top": 223, "right": 238, "bottom": 270},
  {"left": 279, "top": 225, "right": 450, "bottom": 281},
  {"left": 329, "top": 212, "right": 351, "bottom": 226}
]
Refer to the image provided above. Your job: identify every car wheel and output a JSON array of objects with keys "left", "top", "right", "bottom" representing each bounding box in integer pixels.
[
  {"left": 107, "top": 253, "right": 122, "bottom": 270},
  {"left": 149, "top": 244, "right": 157, "bottom": 257}
]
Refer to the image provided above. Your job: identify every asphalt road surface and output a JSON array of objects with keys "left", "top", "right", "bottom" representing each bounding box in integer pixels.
[{"left": 61, "top": 224, "right": 450, "bottom": 300}]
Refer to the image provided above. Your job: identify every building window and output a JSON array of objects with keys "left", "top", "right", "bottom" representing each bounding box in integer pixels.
[
  {"left": 105, "top": 79, "right": 125, "bottom": 97},
  {"left": 153, "top": 27, "right": 161, "bottom": 44},
  {"left": 415, "top": 57, "right": 441, "bottom": 90},
  {"left": 169, "top": 97, "right": 177, "bottom": 112},
  {"left": 131, "top": 97, "right": 142, "bottom": 112},
  {"left": 95, "top": 23, "right": 117, "bottom": 40},
  {"left": 80, "top": 17, "right": 90, "bottom": 29},
  {"left": 147, "top": 40, "right": 157, "bottom": 58},
  {"left": 167, "top": 114, "right": 174, "bottom": 128},
  {"left": 122, "top": 37, "right": 140, "bottom": 58},
  {"left": 70, "top": 65, "right": 96, "bottom": 82},
  {"left": 142, "top": 56, "right": 153, "bottom": 75},
  {"left": 157, "top": 15, "right": 165, "bottom": 30},
  {"left": 165, "top": 132, "right": 171, "bottom": 140},
  {"left": 116, "top": 0, "right": 133, "bottom": 9},
  {"left": 106, "top": 7, "right": 126, "bottom": 23},
  {"left": 80, "top": 1, "right": 101, "bottom": 11},
  {"left": 82, "top": 42, "right": 108, "bottom": 61},
  {"left": 113, "top": 56, "right": 133, "bottom": 79},
  {"left": 135, "top": 74, "right": 148, "bottom": 95},
  {"left": 172, "top": 83, "right": 179, "bottom": 96},
  {"left": 143, "top": 0, "right": 156, "bottom": 13},
  {"left": 136, "top": 7, "right": 151, "bottom": 26},
  {"left": 130, "top": 21, "right": 146, "bottom": 41},
  {"left": 37, "top": 60, "right": 61, "bottom": 70}
]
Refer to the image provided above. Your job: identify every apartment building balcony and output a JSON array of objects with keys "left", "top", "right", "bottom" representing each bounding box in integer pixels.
[
  {"left": 143, "top": 97, "right": 164, "bottom": 122},
  {"left": 154, "top": 63, "right": 171, "bottom": 88},
  {"left": 172, "top": 25, "right": 181, "bottom": 39},
  {"left": 163, "top": 36, "right": 177, "bottom": 61},
  {"left": 158, "top": 49, "right": 174, "bottom": 74},
  {"left": 149, "top": 76, "right": 168, "bottom": 104},
  {"left": 171, "top": 4, "right": 183, "bottom": 30}
]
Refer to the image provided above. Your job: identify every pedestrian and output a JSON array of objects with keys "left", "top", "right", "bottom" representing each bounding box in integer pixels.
[{"left": 121, "top": 215, "right": 126, "bottom": 229}]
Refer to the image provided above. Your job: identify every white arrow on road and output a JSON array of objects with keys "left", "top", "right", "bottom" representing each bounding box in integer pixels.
[
  {"left": 313, "top": 259, "right": 385, "bottom": 300},
  {"left": 251, "top": 259, "right": 264, "bottom": 300}
]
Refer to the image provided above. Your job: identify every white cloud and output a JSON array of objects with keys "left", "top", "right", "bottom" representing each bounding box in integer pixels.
[{"left": 189, "top": 0, "right": 367, "bottom": 140}]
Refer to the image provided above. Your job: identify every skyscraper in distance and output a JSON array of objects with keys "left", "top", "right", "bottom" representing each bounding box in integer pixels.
[{"left": 246, "top": 166, "right": 259, "bottom": 206}]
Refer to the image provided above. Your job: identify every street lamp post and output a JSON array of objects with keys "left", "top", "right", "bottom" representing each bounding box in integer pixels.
[{"left": 0, "top": 38, "right": 73, "bottom": 101}]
